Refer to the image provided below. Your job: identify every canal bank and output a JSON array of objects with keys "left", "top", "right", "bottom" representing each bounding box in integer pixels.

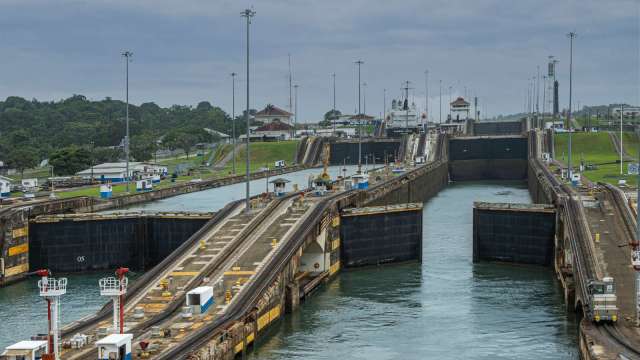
[{"left": 246, "top": 181, "right": 578, "bottom": 360}]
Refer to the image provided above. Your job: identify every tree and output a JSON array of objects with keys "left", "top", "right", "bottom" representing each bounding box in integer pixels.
[
  {"left": 130, "top": 134, "right": 157, "bottom": 162},
  {"left": 93, "top": 147, "right": 123, "bottom": 163},
  {"left": 321, "top": 109, "right": 341, "bottom": 127},
  {"left": 175, "top": 132, "right": 198, "bottom": 159},
  {"left": 7, "top": 147, "right": 39, "bottom": 179},
  {"left": 49, "top": 146, "right": 92, "bottom": 175}
]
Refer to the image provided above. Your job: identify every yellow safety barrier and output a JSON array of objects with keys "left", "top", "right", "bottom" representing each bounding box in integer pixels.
[{"left": 8, "top": 243, "right": 28, "bottom": 256}]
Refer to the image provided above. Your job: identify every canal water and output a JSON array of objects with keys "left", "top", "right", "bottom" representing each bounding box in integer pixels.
[
  {"left": 246, "top": 181, "right": 578, "bottom": 360},
  {"left": 0, "top": 179, "right": 578, "bottom": 357},
  {"left": 114, "top": 165, "right": 364, "bottom": 213}
]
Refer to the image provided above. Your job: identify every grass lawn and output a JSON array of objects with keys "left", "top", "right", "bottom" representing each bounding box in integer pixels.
[
  {"left": 52, "top": 141, "right": 299, "bottom": 199},
  {"left": 221, "top": 141, "right": 299, "bottom": 174},
  {"left": 554, "top": 131, "right": 639, "bottom": 186}
]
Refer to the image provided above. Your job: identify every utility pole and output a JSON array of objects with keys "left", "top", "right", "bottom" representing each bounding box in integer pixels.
[
  {"left": 231, "top": 72, "right": 237, "bottom": 175},
  {"left": 567, "top": 31, "right": 576, "bottom": 181},
  {"left": 122, "top": 51, "right": 132, "bottom": 193},
  {"left": 355, "top": 60, "right": 364, "bottom": 173},
  {"left": 332, "top": 73, "right": 336, "bottom": 134},
  {"left": 241, "top": 8, "right": 255, "bottom": 213}
]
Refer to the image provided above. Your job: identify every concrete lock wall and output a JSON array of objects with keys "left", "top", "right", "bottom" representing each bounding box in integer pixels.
[
  {"left": 448, "top": 136, "right": 528, "bottom": 181},
  {"left": 329, "top": 140, "right": 401, "bottom": 165},
  {"left": 470, "top": 121, "right": 524, "bottom": 136},
  {"left": 340, "top": 204, "right": 423, "bottom": 267},
  {"left": 473, "top": 203, "right": 556, "bottom": 266},
  {"left": 28, "top": 216, "right": 209, "bottom": 272}
]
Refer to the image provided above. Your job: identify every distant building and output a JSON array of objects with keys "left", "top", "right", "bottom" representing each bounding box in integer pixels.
[
  {"left": 612, "top": 106, "right": 640, "bottom": 118},
  {"left": 255, "top": 104, "right": 293, "bottom": 125},
  {"left": 203, "top": 128, "right": 232, "bottom": 144},
  {"left": 239, "top": 119, "right": 293, "bottom": 141},
  {"left": 76, "top": 162, "right": 168, "bottom": 183},
  {"left": 0, "top": 175, "right": 13, "bottom": 198},
  {"left": 450, "top": 97, "right": 470, "bottom": 121}
]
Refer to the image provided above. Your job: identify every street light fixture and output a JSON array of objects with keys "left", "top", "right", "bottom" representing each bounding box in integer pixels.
[
  {"left": 122, "top": 50, "right": 133, "bottom": 193},
  {"left": 355, "top": 60, "right": 364, "bottom": 173},
  {"left": 567, "top": 31, "right": 576, "bottom": 181},
  {"left": 231, "top": 72, "right": 237, "bottom": 175},
  {"left": 241, "top": 8, "right": 255, "bottom": 213}
]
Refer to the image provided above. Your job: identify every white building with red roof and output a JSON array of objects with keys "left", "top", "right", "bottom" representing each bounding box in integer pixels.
[
  {"left": 255, "top": 104, "right": 293, "bottom": 125},
  {"left": 450, "top": 97, "right": 470, "bottom": 121}
]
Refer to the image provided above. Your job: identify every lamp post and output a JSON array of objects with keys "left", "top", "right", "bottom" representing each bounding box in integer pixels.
[
  {"left": 621, "top": 104, "right": 624, "bottom": 175},
  {"left": 231, "top": 72, "right": 237, "bottom": 175},
  {"left": 294, "top": 84, "right": 299, "bottom": 139},
  {"left": 355, "top": 60, "right": 364, "bottom": 173},
  {"left": 332, "top": 73, "right": 336, "bottom": 134},
  {"left": 122, "top": 51, "right": 132, "bottom": 192},
  {"left": 567, "top": 31, "right": 576, "bottom": 181},
  {"left": 439, "top": 80, "right": 442, "bottom": 124},
  {"left": 425, "top": 69, "right": 429, "bottom": 127},
  {"left": 241, "top": 8, "right": 255, "bottom": 213}
]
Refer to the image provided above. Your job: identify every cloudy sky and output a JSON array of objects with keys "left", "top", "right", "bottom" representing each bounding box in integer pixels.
[{"left": 1, "top": 0, "right": 638, "bottom": 121}]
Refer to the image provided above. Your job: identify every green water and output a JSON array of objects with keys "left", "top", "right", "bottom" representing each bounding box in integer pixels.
[{"left": 246, "top": 182, "right": 578, "bottom": 359}]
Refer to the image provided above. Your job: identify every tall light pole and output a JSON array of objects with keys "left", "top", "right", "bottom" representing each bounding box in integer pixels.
[
  {"left": 567, "top": 31, "right": 576, "bottom": 180},
  {"left": 355, "top": 60, "right": 364, "bottom": 172},
  {"left": 542, "top": 75, "right": 547, "bottom": 122},
  {"left": 439, "top": 80, "right": 442, "bottom": 124},
  {"left": 231, "top": 72, "right": 237, "bottom": 175},
  {"left": 448, "top": 85, "right": 453, "bottom": 119},
  {"left": 621, "top": 104, "right": 624, "bottom": 174},
  {"left": 294, "top": 84, "right": 299, "bottom": 138},
  {"left": 425, "top": 69, "right": 429, "bottom": 126},
  {"left": 288, "top": 54, "right": 293, "bottom": 113},
  {"left": 636, "top": 112, "right": 640, "bottom": 327},
  {"left": 403, "top": 81, "right": 411, "bottom": 130},
  {"left": 332, "top": 73, "right": 336, "bottom": 134},
  {"left": 241, "top": 8, "right": 255, "bottom": 213},
  {"left": 383, "top": 88, "right": 386, "bottom": 126},
  {"left": 536, "top": 65, "right": 541, "bottom": 128},
  {"left": 363, "top": 82, "right": 367, "bottom": 116},
  {"left": 122, "top": 51, "right": 132, "bottom": 193}
]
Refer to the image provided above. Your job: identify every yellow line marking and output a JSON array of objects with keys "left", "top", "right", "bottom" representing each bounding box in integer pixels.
[
  {"left": 224, "top": 270, "right": 255, "bottom": 276},
  {"left": 170, "top": 271, "right": 200, "bottom": 276}
]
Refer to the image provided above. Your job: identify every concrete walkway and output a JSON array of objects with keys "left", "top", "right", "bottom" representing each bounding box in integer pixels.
[{"left": 213, "top": 143, "right": 245, "bottom": 170}]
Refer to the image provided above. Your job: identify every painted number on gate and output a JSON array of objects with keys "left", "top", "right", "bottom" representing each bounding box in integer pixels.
[{"left": 76, "top": 256, "right": 85, "bottom": 263}]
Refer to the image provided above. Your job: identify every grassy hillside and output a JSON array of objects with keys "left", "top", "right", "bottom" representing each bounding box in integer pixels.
[
  {"left": 51, "top": 140, "right": 299, "bottom": 199},
  {"left": 223, "top": 141, "right": 299, "bottom": 174},
  {"left": 554, "top": 132, "right": 639, "bottom": 186}
]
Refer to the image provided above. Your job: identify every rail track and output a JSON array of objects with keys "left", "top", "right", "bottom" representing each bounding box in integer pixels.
[
  {"left": 156, "top": 134, "right": 452, "bottom": 359},
  {"left": 602, "top": 324, "right": 640, "bottom": 359},
  {"left": 63, "top": 193, "right": 296, "bottom": 359}
]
